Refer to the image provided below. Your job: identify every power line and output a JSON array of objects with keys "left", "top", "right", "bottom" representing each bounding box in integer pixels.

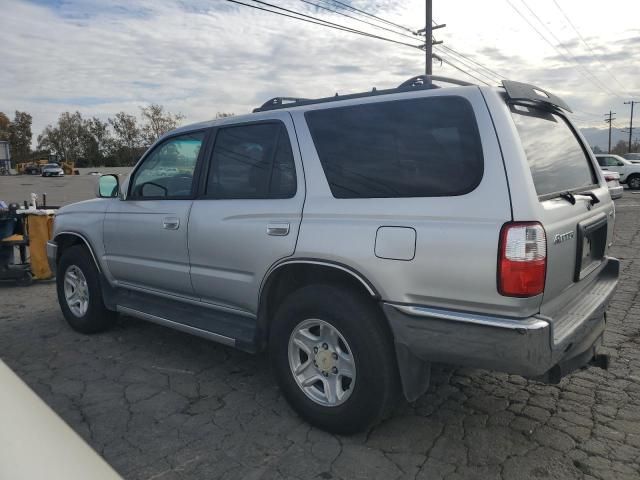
[
  {"left": 295, "top": 0, "right": 419, "bottom": 41},
  {"left": 550, "top": 0, "right": 630, "bottom": 97},
  {"left": 508, "top": 0, "right": 622, "bottom": 99},
  {"left": 226, "top": 0, "right": 423, "bottom": 49},
  {"left": 434, "top": 46, "right": 500, "bottom": 84},
  {"left": 437, "top": 55, "right": 491, "bottom": 86},
  {"left": 326, "top": 0, "right": 417, "bottom": 34},
  {"left": 438, "top": 44, "right": 505, "bottom": 82}
]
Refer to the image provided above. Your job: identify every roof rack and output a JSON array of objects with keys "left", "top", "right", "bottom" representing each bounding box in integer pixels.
[
  {"left": 502, "top": 80, "right": 572, "bottom": 113},
  {"left": 253, "top": 75, "right": 475, "bottom": 113}
]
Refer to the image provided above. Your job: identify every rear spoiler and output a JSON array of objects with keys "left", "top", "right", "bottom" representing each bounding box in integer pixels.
[{"left": 502, "top": 80, "right": 573, "bottom": 113}]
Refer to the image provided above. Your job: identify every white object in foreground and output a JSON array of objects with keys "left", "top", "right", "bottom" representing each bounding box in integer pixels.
[{"left": 0, "top": 360, "right": 122, "bottom": 480}]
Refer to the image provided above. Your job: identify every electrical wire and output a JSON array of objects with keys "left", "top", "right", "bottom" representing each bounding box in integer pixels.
[
  {"left": 434, "top": 46, "right": 500, "bottom": 84},
  {"left": 226, "top": 0, "right": 423, "bottom": 49},
  {"left": 295, "top": 0, "right": 419, "bottom": 41},
  {"left": 550, "top": 0, "right": 630, "bottom": 97},
  {"left": 228, "top": 0, "right": 495, "bottom": 88},
  {"left": 325, "top": 0, "right": 417, "bottom": 34},
  {"left": 508, "top": 0, "right": 622, "bottom": 99}
]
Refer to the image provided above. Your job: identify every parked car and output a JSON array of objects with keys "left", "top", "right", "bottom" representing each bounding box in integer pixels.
[
  {"left": 622, "top": 152, "right": 640, "bottom": 163},
  {"left": 595, "top": 154, "right": 640, "bottom": 189},
  {"left": 48, "top": 78, "right": 618, "bottom": 434},
  {"left": 41, "top": 163, "right": 64, "bottom": 177},
  {"left": 602, "top": 170, "right": 623, "bottom": 199}
]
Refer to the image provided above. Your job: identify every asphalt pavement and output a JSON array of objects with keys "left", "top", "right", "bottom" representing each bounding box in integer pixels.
[{"left": 0, "top": 189, "right": 639, "bottom": 479}]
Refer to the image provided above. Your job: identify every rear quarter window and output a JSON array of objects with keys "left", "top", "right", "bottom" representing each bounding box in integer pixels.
[
  {"left": 510, "top": 106, "right": 597, "bottom": 197},
  {"left": 305, "top": 96, "right": 484, "bottom": 198}
]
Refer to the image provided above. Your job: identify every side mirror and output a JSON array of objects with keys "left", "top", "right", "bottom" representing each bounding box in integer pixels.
[{"left": 97, "top": 174, "right": 120, "bottom": 198}]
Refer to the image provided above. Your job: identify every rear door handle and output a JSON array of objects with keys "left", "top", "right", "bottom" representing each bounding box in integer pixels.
[
  {"left": 267, "top": 223, "right": 290, "bottom": 236},
  {"left": 162, "top": 217, "right": 180, "bottom": 230}
]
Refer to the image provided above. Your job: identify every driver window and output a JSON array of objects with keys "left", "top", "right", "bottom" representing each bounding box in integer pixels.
[{"left": 130, "top": 132, "right": 205, "bottom": 199}]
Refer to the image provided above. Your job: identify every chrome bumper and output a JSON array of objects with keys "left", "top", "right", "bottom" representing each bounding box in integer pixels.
[
  {"left": 384, "top": 258, "right": 619, "bottom": 387},
  {"left": 46, "top": 240, "right": 57, "bottom": 273}
]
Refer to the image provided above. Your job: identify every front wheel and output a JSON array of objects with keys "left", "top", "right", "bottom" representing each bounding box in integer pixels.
[
  {"left": 56, "top": 245, "right": 117, "bottom": 333},
  {"left": 269, "top": 284, "right": 399, "bottom": 434},
  {"left": 627, "top": 174, "right": 640, "bottom": 190}
]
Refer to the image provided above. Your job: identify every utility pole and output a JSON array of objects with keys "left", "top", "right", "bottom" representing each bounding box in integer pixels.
[
  {"left": 624, "top": 101, "right": 638, "bottom": 153},
  {"left": 417, "top": 1, "right": 445, "bottom": 84},
  {"left": 605, "top": 111, "right": 616, "bottom": 153}
]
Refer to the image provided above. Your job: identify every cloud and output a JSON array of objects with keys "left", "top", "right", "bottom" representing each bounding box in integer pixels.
[{"left": 1, "top": 0, "right": 639, "bottom": 142}]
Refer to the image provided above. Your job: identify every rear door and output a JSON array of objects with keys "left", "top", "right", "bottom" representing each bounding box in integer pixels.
[
  {"left": 509, "top": 106, "right": 613, "bottom": 314},
  {"left": 187, "top": 114, "right": 304, "bottom": 314}
]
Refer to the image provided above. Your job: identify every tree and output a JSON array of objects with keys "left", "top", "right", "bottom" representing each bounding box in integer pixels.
[
  {"left": 591, "top": 145, "right": 603, "bottom": 154},
  {"left": 8, "top": 111, "right": 32, "bottom": 164},
  {"left": 37, "top": 111, "right": 84, "bottom": 163},
  {"left": 215, "top": 112, "right": 234, "bottom": 118},
  {"left": 140, "top": 104, "right": 184, "bottom": 146},
  {"left": 0, "top": 112, "right": 10, "bottom": 141},
  {"left": 611, "top": 140, "right": 628, "bottom": 156},
  {"left": 109, "top": 112, "right": 142, "bottom": 166},
  {"left": 78, "top": 117, "right": 111, "bottom": 167}
]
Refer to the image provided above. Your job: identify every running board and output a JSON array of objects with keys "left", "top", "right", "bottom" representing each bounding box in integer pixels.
[{"left": 117, "top": 306, "right": 236, "bottom": 347}]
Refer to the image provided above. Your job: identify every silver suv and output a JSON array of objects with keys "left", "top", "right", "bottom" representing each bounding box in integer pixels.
[{"left": 48, "top": 77, "right": 619, "bottom": 433}]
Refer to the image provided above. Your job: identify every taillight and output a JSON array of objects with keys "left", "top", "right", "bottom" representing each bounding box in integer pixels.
[{"left": 498, "top": 222, "right": 547, "bottom": 297}]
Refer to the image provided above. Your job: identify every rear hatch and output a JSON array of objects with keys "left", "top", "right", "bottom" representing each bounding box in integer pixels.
[{"left": 509, "top": 105, "right": 614, "bottom": 324}]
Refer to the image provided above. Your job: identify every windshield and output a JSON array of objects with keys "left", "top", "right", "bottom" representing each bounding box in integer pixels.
[
  {"left": 44, "top": 164, "right": 59, "bottom": 168},
  {"left": 510, "top": 105, "right": 597, "bottom": 197}
]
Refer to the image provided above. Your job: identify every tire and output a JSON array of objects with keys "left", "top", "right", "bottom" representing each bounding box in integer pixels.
[
  {"left": 627, "top": 174, "right": 640, "bottom": 190},
  {"left": 269, "top": 284, "right": 399, "bottom": 434},
  {"left": 56, "top": 245, "right": 117, "bottom": 333}
]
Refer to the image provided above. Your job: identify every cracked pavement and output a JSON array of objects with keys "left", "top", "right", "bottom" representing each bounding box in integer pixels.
[{"left": 1, "top": 195, "right": 640, "bottom": 480}]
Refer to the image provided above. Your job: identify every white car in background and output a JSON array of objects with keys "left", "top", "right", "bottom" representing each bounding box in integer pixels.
[
  {"left": 602, "top": 170, "right": 623, "bottom": 199},
  {"left": 595, "top": 154, "right": 640, "bottom": 190},
  {"left": 622, "top": 153, "right": 640, "bottom": 163},
  {"left": 41, "top": 163, "right": 64, "bottom": 177}
]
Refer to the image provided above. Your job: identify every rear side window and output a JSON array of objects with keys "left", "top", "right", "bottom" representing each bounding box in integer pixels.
[
  {"left": 305, "top": 96, "right": 484, "bottom": 198},
  {"left": 511, "top": 106, "right": 597, "bottom": 197},
  {"left": 206, "top": 123, "right": 296, "bottom": 199}
]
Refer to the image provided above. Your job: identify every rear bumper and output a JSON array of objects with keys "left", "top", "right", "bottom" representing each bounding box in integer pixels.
[
  {"left": 384, "top": 257, "right": 619, "bottom": 382},
  {"left": 608, "top": 185, "right": 623, "bottom": 199}
]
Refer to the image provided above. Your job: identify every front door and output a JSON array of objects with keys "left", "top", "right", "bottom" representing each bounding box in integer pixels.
[
  {"left": 188, "top": 115, "right": 304, "bottom": 314},
  {"left": 103, "top": 130, "right": 207, "bottom": 297}
]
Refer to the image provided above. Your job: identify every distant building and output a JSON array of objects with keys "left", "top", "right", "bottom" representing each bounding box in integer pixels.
[{"left": 0, "top": 141, "right": 10, "bottom": 174}]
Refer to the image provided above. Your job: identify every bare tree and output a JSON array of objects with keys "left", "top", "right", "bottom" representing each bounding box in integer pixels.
[{"left": 140, "top": 104, "right": 184, "bottom": 146}]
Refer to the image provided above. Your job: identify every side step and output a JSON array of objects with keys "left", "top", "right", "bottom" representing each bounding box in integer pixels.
[{"left": 114, "top": 288, "right": 258, "bottom": 352}]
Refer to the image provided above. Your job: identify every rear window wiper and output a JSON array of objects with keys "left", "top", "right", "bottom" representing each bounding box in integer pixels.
[
  {"left": 574, "top": 191, "right": 600, "bottom": 205},
  {"left": 557, "top": 192, "right": 576, "bottom": 204}
]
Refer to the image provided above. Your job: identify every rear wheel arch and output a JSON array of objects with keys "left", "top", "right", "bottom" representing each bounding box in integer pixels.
[{"left": 256, "top": 261, "right": 383, "bottom": 350}]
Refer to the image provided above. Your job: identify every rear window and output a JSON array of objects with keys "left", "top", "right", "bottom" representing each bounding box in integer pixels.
[
  {"left": 305, "top": 96, "right": 484, "bottom": 198},
  {"left": 511, "top": 106, "right": 597, "bottom": 197}
]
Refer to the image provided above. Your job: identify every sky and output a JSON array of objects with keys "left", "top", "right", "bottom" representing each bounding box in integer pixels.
[{"left": 1, "top": 0, "right": 639, "bottom": 148}]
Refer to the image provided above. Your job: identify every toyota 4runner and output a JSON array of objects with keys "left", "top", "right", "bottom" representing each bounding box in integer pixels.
[{"left": 48, "top": 77, "right": 619, "bottom": 434}]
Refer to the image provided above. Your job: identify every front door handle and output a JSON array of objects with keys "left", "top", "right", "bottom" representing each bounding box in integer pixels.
[
  {"left": 267, "top": 223, "right": 290, "bottom": 236},
  {"left": 162, "top": 217, "right": 180, "bottom": 230}
]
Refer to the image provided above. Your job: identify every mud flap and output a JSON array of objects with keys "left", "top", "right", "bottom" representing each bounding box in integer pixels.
[{"left": 395, "top": 343, "right": 431, "bottom": 402}]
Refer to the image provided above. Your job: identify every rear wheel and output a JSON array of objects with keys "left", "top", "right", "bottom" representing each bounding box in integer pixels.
[
  {"left": 269, "top": 284, "right": 399, "bottom": 434},
  {"left": 56, "top": 245, "right": 117, "bottom": 333},
  {"left": 627, "top": 174, "right": 640, "bottom": 190}
]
